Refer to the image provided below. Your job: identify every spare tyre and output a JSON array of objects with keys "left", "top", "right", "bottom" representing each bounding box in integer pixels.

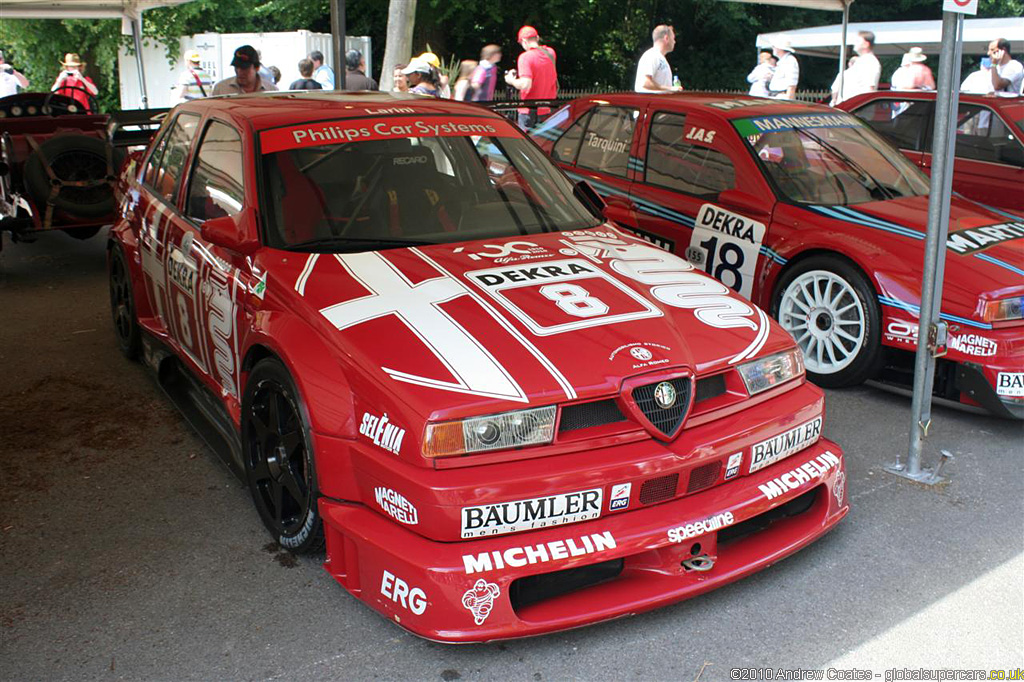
[{"left": 23, "top": 134, "right": 124, "bottom": 219}]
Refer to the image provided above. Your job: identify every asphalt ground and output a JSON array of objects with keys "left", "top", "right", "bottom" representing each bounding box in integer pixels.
[{"left": 1, "top": 229, "right": 1021, "bottom": 682}]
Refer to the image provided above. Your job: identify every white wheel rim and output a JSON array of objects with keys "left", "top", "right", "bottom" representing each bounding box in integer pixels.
[{"left": 779, "top": 269, "right": 866, "bottom": 374}]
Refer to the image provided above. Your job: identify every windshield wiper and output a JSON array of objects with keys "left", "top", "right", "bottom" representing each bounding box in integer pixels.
[{"left": 285, "top": 236, "right": 433, "bottom": 252}]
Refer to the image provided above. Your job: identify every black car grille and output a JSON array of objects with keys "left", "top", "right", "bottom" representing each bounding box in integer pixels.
[
  {"left": 639, "top": 473, "right": 679, "bottom": 505},
  {"left": 686, "top": 461, "right": 722, "bottom": 493},
  {"left": 631, "top": 377, "right": 692, "bottom": 437},
  {"left": 694, "top": 374, "right": 727, "bottom": 403},
  {"left": 558, "top": 399, "right": 627, "bottom": 432}
]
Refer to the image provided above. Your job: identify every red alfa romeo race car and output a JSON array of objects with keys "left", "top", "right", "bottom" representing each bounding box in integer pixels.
[
  {"left": 108, "top": 92, "right": 848, "bottom": 641},
  {"left": 530, "top": 93, "right": 1024, "bottom": 418}
]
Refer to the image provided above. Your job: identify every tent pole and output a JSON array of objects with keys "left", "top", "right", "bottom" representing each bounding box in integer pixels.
[
  {"left": 837, "top": 0, "right": 848, "bottom": 103},
  {"left": 131, "top": 15, "right": 148, "bottom": 108},
  {"left": 888, "top": 10, "right": 964, "bottom": 486},
  {"left": 331, "top": 0, "right": 346, "bottom": 90}
]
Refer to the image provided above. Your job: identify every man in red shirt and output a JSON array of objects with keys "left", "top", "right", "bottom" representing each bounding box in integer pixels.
[
  {"left": 50, "top": 53, "right": 99, "bottom": 112},
  {"left": 505, "top": 25, "right": 558, "bottom": 129}
]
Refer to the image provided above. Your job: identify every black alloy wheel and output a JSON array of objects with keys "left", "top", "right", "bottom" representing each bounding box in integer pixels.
[
  {"left": 242, "top": 359, "right": 324, "bottom": 554},
  {"left": 108, "top": 245, "right": 141, "bottom": 359}
]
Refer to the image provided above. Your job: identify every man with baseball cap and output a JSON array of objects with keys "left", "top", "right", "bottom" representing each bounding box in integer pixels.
[
  {"left": 172, "top": 50, "right": 213, "bottom": 104},
  {"left": 768, "top": 37, "right": 799, "bottom": 99},
  {"left": 0, "top": 50, "right": 29, "bottom": 98},
  {"left": 401, "top": 59, "right": 439, "bottom": 97},
  {"left": 505, "top": 25, "right": 558, "bottom": 129},
  {"left": 212, "top": 45, "right": 277, "bottom": 96}
]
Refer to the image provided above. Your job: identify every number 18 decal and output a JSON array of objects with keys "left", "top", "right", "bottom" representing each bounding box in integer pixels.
[{"left": 685, "top": 204, "right": 767, "bottom": 300}]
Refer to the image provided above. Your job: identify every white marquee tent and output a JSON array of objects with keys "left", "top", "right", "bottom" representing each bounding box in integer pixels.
[{"left": 757, "top": 16, "right": 1024, "bottom": 58}]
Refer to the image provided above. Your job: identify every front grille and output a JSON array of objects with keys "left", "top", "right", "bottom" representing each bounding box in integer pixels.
[
  {"left": 694, "top": 374, "right": 727, "bottom": 403},
  {"left": 509, "top": 558, "right": 624, "bottom": 613},
  {"left": 631, "top": 377, "right": 692, "bottom": 437},
  {"left": 686, "top": 461, "right": 721, "bottom": 493},
  {"left": 639, "top": 473, "right": 679, "bottom": 505},
  {"left": 558, "top": 399, "right": 627, "bottom": 432}
]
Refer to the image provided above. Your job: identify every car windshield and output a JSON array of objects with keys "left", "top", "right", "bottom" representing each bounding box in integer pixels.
[
  {"left": 733, "top": 112, "right": 929, "bottom": 206},
  {"left": 258, "top": 115, "right": 601, "bottom": 251}
]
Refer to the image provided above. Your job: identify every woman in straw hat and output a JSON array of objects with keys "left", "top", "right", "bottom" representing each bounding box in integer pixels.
[{"left": 51, "top": 53, "right": 99, "bottom": 112}]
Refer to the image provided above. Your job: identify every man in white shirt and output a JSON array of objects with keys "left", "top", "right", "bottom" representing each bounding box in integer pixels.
[
  {"left": 309, "top": 50, "right": 336, "bottom": 90},
  {"left": 768, "top": 37, "right": 799, "bottom": 99},
  {"left": 987, "top": 38, "right": 1023, "bottom": 95},
  {"left": 0, "top": 50, "right": 29, "bottom": 98},
  {"left": 635, "top": 25, "right": 682, "bottom": 93},
  {"left": 747, "top": 50, "right": 776, "bottom": 97},
  {"left": 830, "top": 31, "right": 881, "bottom": 105}
]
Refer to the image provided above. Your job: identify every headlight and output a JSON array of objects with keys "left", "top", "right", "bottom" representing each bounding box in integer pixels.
[
  {"left": 423, "top": 405, "right": 557, "bottom": 458},
  {"left": 981, "top": 296, "right": 1023, "bottom": 323},
  {"left": 738, "top": 348, "right": 805, "bottom": 396}
]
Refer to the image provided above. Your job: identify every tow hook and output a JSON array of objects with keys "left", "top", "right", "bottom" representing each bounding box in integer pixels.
[{"left": 681, "top": 554, "right": 715, "bottom": 572}]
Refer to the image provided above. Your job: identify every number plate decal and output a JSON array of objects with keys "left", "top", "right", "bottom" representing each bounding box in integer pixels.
[{"left": 687, "top": 204, "right": 767, "bottom": 300}]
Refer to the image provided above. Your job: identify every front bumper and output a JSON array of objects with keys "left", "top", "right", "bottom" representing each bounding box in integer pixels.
[{"left": 319, "top": 439, "right": 848, "bottom": 642}]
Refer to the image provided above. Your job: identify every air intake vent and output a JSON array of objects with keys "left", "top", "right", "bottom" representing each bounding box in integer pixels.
[
  {"left": 686, "top": 461, "right": 722, "bottom": 493},
  {"left": 559, "top": 399, "right": 627, "bottom": 432},
  {"left": 631, "top": 377, "right": 692, "bottom": 438},
  {"left": 639, "top": 473, "right": 679, "bottom": 505},
  {"left": 695, "top": 374, "right": 727, "bottom": 403}
]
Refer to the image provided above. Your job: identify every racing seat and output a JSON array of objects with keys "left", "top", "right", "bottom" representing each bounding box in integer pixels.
[{"left": 360, "top": 148, "right": 459, "bottom": 239}]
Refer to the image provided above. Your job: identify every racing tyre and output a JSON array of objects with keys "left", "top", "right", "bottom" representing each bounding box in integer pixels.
[
  {"left": 23, "top": 134, "right": 123, "bottom": 218},
  {"left": 773, "top": 255, "right": 881, "bottom": 388},
  {"left": 242, "top": 359, "right": 324, "bottom": 554},
  {"left": 108, "top": 244, "right": 141, "bottom": 360}
]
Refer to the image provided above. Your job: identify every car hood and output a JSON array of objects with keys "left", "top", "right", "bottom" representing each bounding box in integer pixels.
[{"left": 274, "top": 228, "right": 795, "bottom": 419}]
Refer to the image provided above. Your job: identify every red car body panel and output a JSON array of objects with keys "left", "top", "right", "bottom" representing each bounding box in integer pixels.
[
  {"left": 837, "top": 91, "right": 1024, "bottom": 213},
  {"left": 111, "top": 92, "right": 848, "bottom": 641},
  {"left": 530, "top": 93, "right": 1024, "bottom": 417}
]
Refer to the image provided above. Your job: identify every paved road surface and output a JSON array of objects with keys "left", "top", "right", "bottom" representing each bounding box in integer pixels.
[{"left": 1, "top": 231, "right": 1021, "bottom": 681}]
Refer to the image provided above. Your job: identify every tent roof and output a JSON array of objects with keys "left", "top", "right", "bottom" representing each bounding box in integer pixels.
[
  {"left": 757, "top": 17, "right": 1024, "bottom": 58},
  {"left": 720, "top": 0, "right": 852, "bottom": 11},
  {"left": 2, "top": 0, "right": 195, "bottom": 19}
]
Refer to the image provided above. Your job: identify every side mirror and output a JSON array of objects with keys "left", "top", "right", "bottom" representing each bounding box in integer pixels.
[
  {"left": 573, "top": 180, "right": 607, "bottom": 220},
  {"left": 716, "top": 188, "right": 770, "bottom": 219},
  {"left": 200, "top": 207, "right": 260, "bottom": 256}
]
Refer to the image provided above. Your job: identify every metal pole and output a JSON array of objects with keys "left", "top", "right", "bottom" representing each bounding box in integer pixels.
[
  {"left": 888, "top": 11, "right": 964, "bottom": 485},
  {"left": 331, "top": 0, "right": 346, "bottom": 90},
  {"left": 837, "top": 1, "right": 848, "bottom": 104},
  {"left": 131, "top": 16, "right": 148, "bottom": 108}
]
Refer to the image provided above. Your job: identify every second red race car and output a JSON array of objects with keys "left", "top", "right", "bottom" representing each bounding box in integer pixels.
[
  {"left": 109, "top": 92, "right": 847, "bottom": 642},
  {"left": 530, "top": 93, "right": 1024, "bottom": 419}
]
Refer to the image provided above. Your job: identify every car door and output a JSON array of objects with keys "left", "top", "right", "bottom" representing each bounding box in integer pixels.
[
  {"left": 629, "top": 108, "right": 774, "bottom": 301},
  {"left": 921, "top": 103, "right": 1024, "bottom": 211},
  {"left": 848, "top": 97, "right": 930, "bottom": 168},
  {"left": 549, "top": 104, "right": 641, "bottom": 228},
  {"left": 136, "top": 112, "right": 202, "bottom": 344},
  {"left": 178, "top": 118, "right": 253, "bottom": 402}
]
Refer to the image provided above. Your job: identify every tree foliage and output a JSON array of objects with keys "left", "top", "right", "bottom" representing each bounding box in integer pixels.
[{"left": 2, "top": 0, "right": 1021, "bottom": 111}]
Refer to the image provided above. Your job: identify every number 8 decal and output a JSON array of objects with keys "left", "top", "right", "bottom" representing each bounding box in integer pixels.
[{"left": 539, "top": 283, "right": 610, "bottom": 318}]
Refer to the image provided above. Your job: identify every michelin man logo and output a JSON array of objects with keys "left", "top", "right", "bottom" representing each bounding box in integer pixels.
[
  {"left": 833, "top": 470, "right": 846, "bottom": 506},
  {"left": 462, "top": 579, "right": 500, "bottom": 625}
]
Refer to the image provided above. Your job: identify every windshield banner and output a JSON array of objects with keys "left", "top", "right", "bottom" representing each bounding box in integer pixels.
[
  {"left": 733, "top": 113, "right": 862, "bottom": 136},
  {"left": 261, "top": 115, "right": 520, "bottom": 154}
]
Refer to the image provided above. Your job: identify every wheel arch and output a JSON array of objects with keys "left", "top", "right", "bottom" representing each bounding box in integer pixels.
[{"left": 768, "top": 247, "right": 881, "bottom": 312}]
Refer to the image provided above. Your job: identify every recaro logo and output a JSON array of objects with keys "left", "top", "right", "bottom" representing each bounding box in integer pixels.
[{"left": 393, "top": 155, "right": 428, "bottom": 165}]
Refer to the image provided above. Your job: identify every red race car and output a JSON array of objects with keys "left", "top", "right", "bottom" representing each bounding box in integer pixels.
[
  {"left": 108, "top": 92, "right": 847, "bottom": 641},
  {"left": 836, "top": 91, "right": 1023, "bottom": 213},
  {"left": 530, "top": 93, "right": 1024, "bottom": 419},
  {"left": 0, "top": 91, "right": 126, "bottom": 246}
]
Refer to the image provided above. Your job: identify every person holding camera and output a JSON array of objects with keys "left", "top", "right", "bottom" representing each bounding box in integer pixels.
[
  {"left": 0, "top": 50, "right": 30, "bottom": 98},
  {"left": 987, "top": 38, "right": 1023, "bottom": 95},
  {"left": 50, "top": 53, "right": 99, "bottom": 111}
]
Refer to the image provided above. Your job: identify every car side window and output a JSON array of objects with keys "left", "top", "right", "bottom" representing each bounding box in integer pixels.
[
  {"left": 851, "top": 99, "right": 932, "bottom": 152},
  {"left": 142, "top": 125, "right": 171, "bottom": 187},
  {"left": 574, "top": 107, "right": 638, "bottom": 178},
  {"left": 551, "top": 109, "right": 591, "bottom": 165},
  {"left": 186, "top": 120, "right": 245, "bottom": 222},
  {"left": 952, "top": 104, "right": 1024, "bottom": 168},
  {"left": 148, "top": 113, "right": 201, "bottom": 204},
  {"left": 644, "top": 111, "right": 735, "bottom": 197}
]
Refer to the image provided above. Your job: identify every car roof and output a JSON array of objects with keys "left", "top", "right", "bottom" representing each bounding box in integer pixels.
[
  {"left": 569, "top": 92, "right": 838, "bottom": 119},
  {"left": 840, "top": 90, "right": 1024, "bottom": 115},
  {"left": 173, "top": 91, "right": 506, "bottom": 131}
]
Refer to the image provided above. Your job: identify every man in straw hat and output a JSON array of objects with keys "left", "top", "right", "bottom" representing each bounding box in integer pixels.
[
  {"left": 172, "top": 50, "right": 213, "bottom": 104},
  {"left": 892, "top": 48, "right": 935, "bottom": 91},
  {"left": 50, "top": 53, "right": 98, "bottom": 112},
  {"left": 768, "top": 37, "right": 799, "bottom": 99}
]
